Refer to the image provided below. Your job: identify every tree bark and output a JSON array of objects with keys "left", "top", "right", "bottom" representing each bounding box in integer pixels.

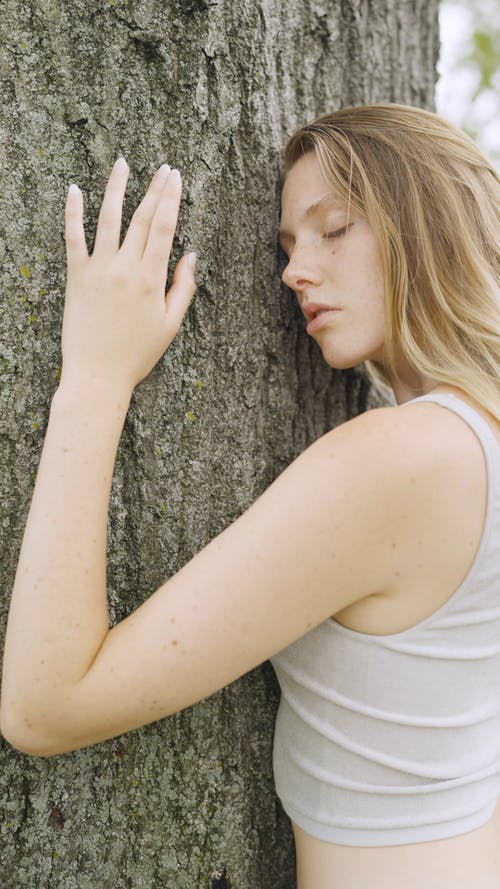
[{"left": 0, "top": 1, "right": 439, "bottom": 886}]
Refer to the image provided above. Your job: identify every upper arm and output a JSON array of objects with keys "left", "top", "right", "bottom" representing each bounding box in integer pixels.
[{"left": 29, "top": 406, "right": 422, "bottom": 755}]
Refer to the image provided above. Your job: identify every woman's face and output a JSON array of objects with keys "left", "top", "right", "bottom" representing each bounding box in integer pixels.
[{"left": 279, "top": 151, "right": 387, "bottom": 369}]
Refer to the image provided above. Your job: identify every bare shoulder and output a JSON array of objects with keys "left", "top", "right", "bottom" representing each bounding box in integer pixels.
[
  {"left": 318, "top": 401, "right": 447, "bottom": 468},
  {"left": 335, "top": 399, "right": 488, "bottom": 552},
  {"left": 363, "top": 396, "right": 491, "bottom": 622},
  {"left": 368, "top": 397, "right": 489, "bottom": 502},
  {"left": 357, "top": 395, "right": 490, "bottom": 463}
]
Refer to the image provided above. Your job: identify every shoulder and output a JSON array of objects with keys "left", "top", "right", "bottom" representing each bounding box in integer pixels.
[
  {"left": 330, "top": 397, "right": 481, "bottom": 465},
  {"left": 352, "top": 398, "right": 488, "bottom": 549},
  {"left": 308, "top": 401, "right": 470, "bottom": 527},
  {"left": 309, "top": 402, "right": 438, "bottom": 477}
]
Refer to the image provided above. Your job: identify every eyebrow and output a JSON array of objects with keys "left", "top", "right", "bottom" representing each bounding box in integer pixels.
[{"left": 278, "top": 193, "right": 346, "bottom": 243}]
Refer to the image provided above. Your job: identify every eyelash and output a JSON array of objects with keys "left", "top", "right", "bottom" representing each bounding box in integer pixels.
[
  {"left": 280, "top": 224, "right": 352, "bottom": 259},
  {"left": 325, "top": 224, "right": 351, "bottom": 240}
]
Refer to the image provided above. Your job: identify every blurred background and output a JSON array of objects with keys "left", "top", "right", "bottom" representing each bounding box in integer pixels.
[{"left": 437, "top": 0, "right": 500, "bottom": 171}]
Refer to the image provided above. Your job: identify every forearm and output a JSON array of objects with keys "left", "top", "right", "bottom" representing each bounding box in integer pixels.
[{"left": 1, "top": 381, "right": 132, "bottom": 748}]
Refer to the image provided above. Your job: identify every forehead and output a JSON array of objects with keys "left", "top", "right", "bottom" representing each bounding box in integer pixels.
[{"left": 280, "top": 152, "right": 346, "bottom": 221}]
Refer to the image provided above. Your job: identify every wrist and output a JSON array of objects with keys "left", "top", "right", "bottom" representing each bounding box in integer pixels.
[{"left": 53, "top": 376, "right": 133, "bottom": 412}]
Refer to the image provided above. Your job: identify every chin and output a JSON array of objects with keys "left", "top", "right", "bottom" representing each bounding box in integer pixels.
[
  {"left": 319, "top": 346, "right": 369, "bottom": 370},
  {"left": 318, "top": 336, "right": 385, "bottom": 370}
]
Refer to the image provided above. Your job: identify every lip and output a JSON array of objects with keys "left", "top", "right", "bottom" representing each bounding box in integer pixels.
[
  {"left": 302, "top": 301, "right": 341, "bottom": 321},
  {"left": 306, "top": 309, "right": 342, "bottom": 334}
]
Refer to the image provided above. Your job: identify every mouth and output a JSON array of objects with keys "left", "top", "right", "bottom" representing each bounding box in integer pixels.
[
  {"left": 306, "top": 309, "right": 342, "bottom": 335},
  {"left": 302, "top": 301, "right": 341, "bottom": 321}
]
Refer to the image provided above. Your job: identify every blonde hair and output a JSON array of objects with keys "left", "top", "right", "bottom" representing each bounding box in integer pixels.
[{"left": 281, "top": 103, "right": 500, "bottom": 419}]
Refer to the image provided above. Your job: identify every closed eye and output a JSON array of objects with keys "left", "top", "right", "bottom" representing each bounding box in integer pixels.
[
  {"left": 278, "top": 222, "right": 353, "bottom": 258},
  {"left": 325, "top": 224, "right": 352, "bottom": 240}
]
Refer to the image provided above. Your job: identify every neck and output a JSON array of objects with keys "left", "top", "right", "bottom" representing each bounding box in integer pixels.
[{"left": 372, "top": 345, "right": 441, "bottom": 406}]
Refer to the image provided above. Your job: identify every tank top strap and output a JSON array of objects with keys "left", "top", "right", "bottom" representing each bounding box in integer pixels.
[{"left": 406, "top": 392, "right": 500, "bottom": 504}]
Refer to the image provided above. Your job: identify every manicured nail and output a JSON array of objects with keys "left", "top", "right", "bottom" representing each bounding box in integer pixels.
[
  {"left": 68, "top": 183, "right": 79, "bottom": 195},
  {"left": 115, "top": 157, "right": 128, "bottom": 171}
]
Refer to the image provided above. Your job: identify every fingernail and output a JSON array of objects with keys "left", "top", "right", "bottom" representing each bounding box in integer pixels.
[
  {"left": 115, "top": 156, "right": 128, "bottom": 171},
  {"left": 68, "top": 183, "right": 79, "bottom": 195},
  {"left": 170, "top": 168, "right": 181, "bottom": 182},
  {"left": 187, "top": 252, "right": 197, "bottom": 267},
  {"left": 158, "top": 163, "right": 170, "bottom": 176}
]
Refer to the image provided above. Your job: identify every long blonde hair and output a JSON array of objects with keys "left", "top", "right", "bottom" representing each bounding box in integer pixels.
[{"left": 281, "top": 103, "right": 500, "bottom": 418}]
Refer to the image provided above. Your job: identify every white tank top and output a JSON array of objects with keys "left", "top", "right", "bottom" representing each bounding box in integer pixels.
[{"left": 270, "top": 393, "right": 500, "bottom": 847}]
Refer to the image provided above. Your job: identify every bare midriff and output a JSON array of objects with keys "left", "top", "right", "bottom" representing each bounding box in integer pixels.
[{"left": 293, "top": 798, "right": 500, "bottom": 889}]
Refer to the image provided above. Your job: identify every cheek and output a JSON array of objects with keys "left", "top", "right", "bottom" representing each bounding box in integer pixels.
[
  {"left": 353, "top": 245, "right": 385, "bottom": 299},
  {"left": 345, "top": 263, "right": 386, "bottom": 331}
]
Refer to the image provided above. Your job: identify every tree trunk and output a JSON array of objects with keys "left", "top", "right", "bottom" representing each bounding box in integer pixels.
[{"left": 0, "top": 1, "right": 439, "bottom": 886}]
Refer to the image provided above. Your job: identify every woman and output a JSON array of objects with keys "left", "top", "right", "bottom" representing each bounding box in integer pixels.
[{"left": 2, "top": 102, "right": 500, "bottom": 888}]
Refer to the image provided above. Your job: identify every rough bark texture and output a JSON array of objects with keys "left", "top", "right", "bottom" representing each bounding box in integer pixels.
[{"left": 0, "top": 1, "right": 440, "bottom": 886}]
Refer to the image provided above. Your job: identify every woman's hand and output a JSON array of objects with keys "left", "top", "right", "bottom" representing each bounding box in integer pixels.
[{"left": 60, "top": 157, "right": 197, "bottom": 395}]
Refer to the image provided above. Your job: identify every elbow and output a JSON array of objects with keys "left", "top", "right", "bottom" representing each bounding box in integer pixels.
[
  {"left": 1, "top": 732, "right": 56, "bottom": 759},
  {"left": 0, "top": 706, "right": 69, "bottom": 758}
]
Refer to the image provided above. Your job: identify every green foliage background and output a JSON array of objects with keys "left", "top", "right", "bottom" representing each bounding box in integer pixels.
[{"left": 438, "top": 0, "right": 500, "bottom": 170}]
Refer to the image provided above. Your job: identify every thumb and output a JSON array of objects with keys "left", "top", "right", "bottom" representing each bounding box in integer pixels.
[{"left": 164, "top": 252, "right": 197, "bottom": 332}]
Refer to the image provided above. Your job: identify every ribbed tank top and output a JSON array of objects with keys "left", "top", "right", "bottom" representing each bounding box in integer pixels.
[{"left": 270, "top": 393, "right": 500, "bottom": 847}]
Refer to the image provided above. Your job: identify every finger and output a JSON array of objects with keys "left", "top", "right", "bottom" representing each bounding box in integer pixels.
[
  {"left": 65, "top": 184, "right": 89, "bottom": 272},
  {"left": 119, "top": 163, "right": 172, "bottom": 259},
  {"left": 92, "top": 158, "right": 130, "bottom": 257},
  {"left": 164, "top": 253, "right": 197, "bottom": 337},
  {"left": 142, "top": 169, "right": 182, "bottom": 292}
]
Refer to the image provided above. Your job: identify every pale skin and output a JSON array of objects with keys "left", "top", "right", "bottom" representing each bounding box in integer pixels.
[{"left": 2, "top": 151, "right": 497, "bottom": 886}]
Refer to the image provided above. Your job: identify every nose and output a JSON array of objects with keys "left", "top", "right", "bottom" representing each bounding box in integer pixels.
[{"left": 281, "top": 249, "right": 322, "bottom": 293}]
